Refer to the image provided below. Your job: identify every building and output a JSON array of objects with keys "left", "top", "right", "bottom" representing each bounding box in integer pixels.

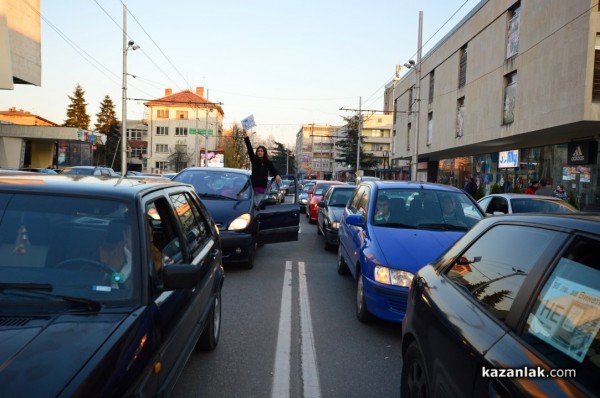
[
  {"left": 390, "top": 0, "right": 600, "bottom": 209},
  {"left": 295, "top": 124, "right": 338, "bottom": 180},
  {"left": 143, "top": 87, "right": 224, "bottom": 174},
  {"left": 360, "top": 114, "right": 393, "bottom": 179},
  {"left": 0, "top": 107, "right": 57, "bottom": 126}
]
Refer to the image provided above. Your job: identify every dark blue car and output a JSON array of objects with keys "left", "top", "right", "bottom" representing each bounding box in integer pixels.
[
  {"left": 0, "top": 174, "right": 224, "bottom": 396},
  {"left": 173, "top": 167, "right": 300, "bottom": 269},
  {"left": 337, "top": 181, "right": 485, "bottom": 323}
]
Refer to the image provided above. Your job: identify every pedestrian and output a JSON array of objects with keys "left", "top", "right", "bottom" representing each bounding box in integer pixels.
[
  {"left": 525, "top": 179, "right": 538, "bottom": 194},
  {"left": 464, "top": 177, "right": 477, "bottom": 198},
  {"left": 243, "top": 131, "right": 281, "bottom": 204},
  {"left": 535, "top": 178, "right": 554, "bottom": 196},
  {"left": 554, "top": 184, "right": 567, "bottom": 200}
]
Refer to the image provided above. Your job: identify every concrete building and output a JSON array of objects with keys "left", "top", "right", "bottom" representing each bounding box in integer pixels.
[
  {"left": 295, "top": 124, "right": 338, "bottom": 180},
  {"left": 143, "top": 87, "right": 224, "bottom": 173},
  {"left": 390, "top": 0, "right": 600, "bottom": 209}
]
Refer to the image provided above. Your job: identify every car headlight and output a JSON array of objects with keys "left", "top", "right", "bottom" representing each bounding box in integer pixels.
[
  {"left": 374, "top": 266, "right": 413, "bottom": 287},
  {"left": 228, "top": 213, "right": 251, "bottom": 231},
  {"left": 329, "top": 220, "right": 339, "bottom": 229},
  {"left": 300, "top": 198, "right": 307, "bottom": 204}
]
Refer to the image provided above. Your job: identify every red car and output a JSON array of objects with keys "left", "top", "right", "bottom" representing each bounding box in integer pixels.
[{"left": 307, "top": 181, "right": 348, "bottom": 223}]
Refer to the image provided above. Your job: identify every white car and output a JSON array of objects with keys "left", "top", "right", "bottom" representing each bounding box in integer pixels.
[{"left": 477, "top": 193, "right": 577, "bottom": 215}]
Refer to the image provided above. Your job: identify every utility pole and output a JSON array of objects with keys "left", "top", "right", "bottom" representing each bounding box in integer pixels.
[
  {"left": 204, "top": 89, "right": 209, "bottom": 166},
  {"left": 356, "top": 96, "right": 362, "bottom": 176},
  {"left": 411, "top": 11, "right": 423, "bottom": 181}
]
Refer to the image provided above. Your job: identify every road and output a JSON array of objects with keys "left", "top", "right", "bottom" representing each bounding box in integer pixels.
[{"left": 172, "top": 210, "right": 403, "bottom": 398}]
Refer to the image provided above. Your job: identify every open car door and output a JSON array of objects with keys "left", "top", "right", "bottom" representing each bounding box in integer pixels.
[{"left": 256, "top": 174, "right": 300, "bottom": 245}]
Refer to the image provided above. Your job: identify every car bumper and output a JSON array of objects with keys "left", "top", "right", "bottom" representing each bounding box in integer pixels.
[
  {"left": 324, "top": 227, "right": 339, "bottom": 245},
  {"left": 363, "top": 276, "right": 409, "bottom": 323},
  {"left": 218, "top": 231, "right": 254, "bottom": 263}
]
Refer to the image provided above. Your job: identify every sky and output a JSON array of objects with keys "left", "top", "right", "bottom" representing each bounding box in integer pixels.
[{"left": 1, "top": 0, "right": 481, "bottom": 147}]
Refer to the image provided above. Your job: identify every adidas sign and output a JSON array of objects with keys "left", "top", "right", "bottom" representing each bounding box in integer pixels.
[{"left": 571, "top": 146, "right": 584, "bottom": 162}]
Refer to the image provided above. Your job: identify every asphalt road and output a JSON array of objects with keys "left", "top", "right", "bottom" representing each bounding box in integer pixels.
[{"left": 172, "top": 211, "right": 403, "bottom": 398}]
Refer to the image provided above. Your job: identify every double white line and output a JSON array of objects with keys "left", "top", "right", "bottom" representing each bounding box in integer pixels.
[{"left": 272, "top": 261, "right": 321, "bottom": 398}]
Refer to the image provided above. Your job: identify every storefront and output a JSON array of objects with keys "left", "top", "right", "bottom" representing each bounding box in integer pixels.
[{"left": 436, "top": 140, "right": 600, "bottom": 210}]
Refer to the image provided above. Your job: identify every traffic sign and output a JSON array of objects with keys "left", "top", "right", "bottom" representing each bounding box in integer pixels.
[{"left": 189, "top": 128, "right": 214, "bottom": 136}]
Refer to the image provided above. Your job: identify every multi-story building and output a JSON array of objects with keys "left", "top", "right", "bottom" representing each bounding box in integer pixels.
[
  {"left": 143, "top": 87, "right": 224, "bottom": 173},
  {"left": 360, "top": 114, "right": 393, "bottom": 178},
  {"left": 295, "top": 124, "right": 338, "bottom": 180},
  {"left": 390, "top": 0, "right": 600, "bottom": 209}
]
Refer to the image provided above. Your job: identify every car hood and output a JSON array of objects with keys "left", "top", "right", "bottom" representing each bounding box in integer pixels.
[
  {"left": 201, "top": 198, "right": 252, "bottom": 226},
  {"left": 329, "top": 207, "right": 345, "bottom": 221},
  {"left": 372, "top": 226, "right": 464, "bottom": 273},
  {"left": 0, "top": 311, "right": 129, "bottom": 396}
]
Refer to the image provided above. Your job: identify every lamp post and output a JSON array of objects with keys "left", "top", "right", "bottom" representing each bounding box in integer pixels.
[{"left": 122, "top": 3, "right": 139, "bottom": 176}]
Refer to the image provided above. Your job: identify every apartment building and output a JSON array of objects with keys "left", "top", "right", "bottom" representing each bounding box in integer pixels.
[
  {"left": 389, "top": 0, "right": 600, "bottom": 209},
  {"left": 143, "top": 87, "right": 224, "bottom": 173},
  {"left": 295, "top": 124, "right": 338, "bottom": 180}
]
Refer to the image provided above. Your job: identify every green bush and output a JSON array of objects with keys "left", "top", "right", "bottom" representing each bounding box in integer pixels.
[{"left": 490, "top": 184, "right": 502, "bottom": 194}]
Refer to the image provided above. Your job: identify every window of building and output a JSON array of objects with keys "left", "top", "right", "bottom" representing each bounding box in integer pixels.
[
  {"left": 175, "top": 127, "right": 188, "bottom": 136},
  {"left": 156, "top": 144, "right": 169, "bottom": 153},
  {"left": 427, "top": 112, "right": 433, "bottom": 145},
  {"left": 127, "top": 128, "right": 144, "bottom": 140},
  {"left": 593, "top": 35, "right": 600, "bottom": 102},
  {"left": 131, "top": 147, "right": 147, "bottom": 158},
  {"left": 157, "top": 109, "right": 169, "bottom": 119},
  {"left": 408, "top": 86, "right": 414, "bottom": 113},
  {"left": 429, "top": 71, "right": 435, "bottom": 104},
  {"left": 407, "top": 122, "right": 411, "bottom": 151},
  {"left": 176, "top": 111, "right": 188, "bottom": 120},
  {"left": 155, "top": 161, "right": 168, "bottom": 171},
  {"left": 506, "top": 4, "right": 520, "bottom": 59},
  {"left": 458, "top": 45, "right": 468, "bottom": 89},
  {"left": 456, "top": 97, "right": 465, "bottom": 137},
  {"left": 156, "top": 126, "right": 168, "bottom": 136},
  {"left": 503, "top": 72, "right": 517, "bottom": 125}
]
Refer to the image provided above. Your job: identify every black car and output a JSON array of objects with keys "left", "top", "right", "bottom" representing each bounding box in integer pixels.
[
  {"left": 401, "top": 213, "right": 600, "bottom": 397},
  {"left": 0, "top": 174, "right": 224, "bottom": 397},
  {"left": 316, "top": 185, "right": 355, "bottom": 250},
  {"left": 172, "top": 167, "right": 300, "bottom": 269}
]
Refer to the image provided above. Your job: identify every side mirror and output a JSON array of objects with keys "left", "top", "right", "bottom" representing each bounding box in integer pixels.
[
  {"left": 317, "top": 201, "right": 326, "bottom": 208},
  {"left": 346, "top": 213, "right": 364, "bottom": 227}
]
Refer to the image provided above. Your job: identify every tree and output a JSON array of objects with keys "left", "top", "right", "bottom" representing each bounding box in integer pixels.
[
  {"left": 94, "top": 95, "right": 120, "bottom": 166},
  {"left": 167, "top": 141, "right": 192, "bottom": 172},
  {"left": 223, "top": 124, "right": 246, "bottom": 169},
  {"left": 63, "top": 84, "right": 91, "bottom": 129},
  {"left": 334, "top": 115, "right": 377, "bottom": 171},
  {"left": 270, "top": 141, "right": 295, "bottom": 176}
]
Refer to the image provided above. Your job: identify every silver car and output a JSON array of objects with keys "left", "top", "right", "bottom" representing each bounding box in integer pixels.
[{"left": 477, "top": 193, "right": 577, "bottom": 215}]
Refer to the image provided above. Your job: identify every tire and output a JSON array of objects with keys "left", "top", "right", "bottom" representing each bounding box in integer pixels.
[
  {"left": 401, "top": 342, "right": 429, "bottom": 397},
  {"left": 242, "top": 241, "right": 256, "bottom": 269},
  {"left": 356, "top": 272, "right": 374, "bottom": 322},
  {"left": 337, "top": 246, "right": 349, "bottom": 275},
  {"left": 196, "top": 290, "right": 222, "bottom": 351}
]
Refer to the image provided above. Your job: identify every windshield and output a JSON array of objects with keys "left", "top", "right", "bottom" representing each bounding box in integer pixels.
[
  {"left": 174, "top": 170, "right": 251, "bottom": 200},
  {"left": 372, "top": 189, "right": 485, "bottom": 230},
  {"left": 0, "top": 193, "right": 138, "bottom": 305}
]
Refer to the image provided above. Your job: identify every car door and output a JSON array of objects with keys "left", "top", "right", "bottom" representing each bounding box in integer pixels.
[
  {"left": 256, "top": 175, "right": 300, "bottom": 244},
  {"left": 143, "top": 189, "right": 220, "bottom": 393},
  {"left": 340, "top": 185, "right": 370, "bottom": 278}
]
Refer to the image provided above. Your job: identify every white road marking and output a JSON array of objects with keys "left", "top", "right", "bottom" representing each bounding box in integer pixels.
[
  {"left": 272, "top": 261, "right": 292, "bottom": 398},
  {"left": 299, "top": 261, "right": 321, "bottom": 398}
]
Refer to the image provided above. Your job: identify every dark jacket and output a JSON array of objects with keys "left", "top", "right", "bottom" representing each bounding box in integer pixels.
[{"left": 244, "top": 136, "right": 279, "bottom": 189}]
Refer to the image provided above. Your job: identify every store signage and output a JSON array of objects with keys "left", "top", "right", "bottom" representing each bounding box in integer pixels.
[
  {"left": 498, "top": 150, "right": 519, "bottom": 168},
  {"left": 567, "top": 141, "right": 597, "bottom": 165}
]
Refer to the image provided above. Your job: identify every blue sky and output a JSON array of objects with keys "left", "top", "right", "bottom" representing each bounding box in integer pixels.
[{"left": 1, "top": 0, "right": 480, "bottom": 146}]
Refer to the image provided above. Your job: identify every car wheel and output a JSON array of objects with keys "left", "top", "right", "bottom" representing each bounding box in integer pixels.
[
  {"left": 243, "top": 242, "right": 256, "bottom": 269},
  {"left": 356, "top": 272, "right": 373, "bottom": 322},
  {"left": 196, "top": 290, "right": 222, "bottom": 351},
  {"left": 337, "top": 246, "right": 349, "bottom": 275},
  {"left": 401, "top": 342, "right": 429, "bottom": 397}
]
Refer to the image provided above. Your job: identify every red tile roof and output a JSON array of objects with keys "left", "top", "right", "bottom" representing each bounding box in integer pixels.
[{"left": 144, "top": 90, "right": 224, "bottom": 116}]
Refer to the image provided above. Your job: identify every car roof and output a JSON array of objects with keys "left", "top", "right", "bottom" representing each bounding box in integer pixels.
[
  {"left": 177, "top": 167, "right": 251, "bottom": 176},
  {"left": 368, "top": 180, "right": 465, "bottom": 193},
  {"left": 478, "top": 193, "right": 561, "bottom": 200},
  {"left": 0, "top": 174, "right": 182, "bottom": 199}
]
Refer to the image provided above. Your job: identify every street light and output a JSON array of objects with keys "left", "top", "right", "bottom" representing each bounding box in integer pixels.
[{"left": 122, "top": 3, "right": 139, "bottom": 176}]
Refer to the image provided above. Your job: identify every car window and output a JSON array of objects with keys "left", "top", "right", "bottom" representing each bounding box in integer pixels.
[
  {"left": 446, "top": 224, "right": 561, "bottom": 322},
  {"left": 357, "top": 188, "right": 370, "bottom": 216},
  {"left": 478, "top": 196, "right": 492, "bottom": 211},
  {"left": 348, "top": 186, "right": 366, "bottom": 213},
  {"left": 146, "top": 199, "right": 182, "bottom": 273},
  {"left": 521, "top": 236, "right": 600, "bottom": 393},
  {"left": 511, "top": 198, "right": 575, "bottom": 213},
  {"left": 169, "top": 192, "right": 210, "bottom": 258},
  {"left": 488, "top": 197, "right": 509, "bottom": 214},
  {"left": 331, "top": 189, "right": 353, "bottom": 206}
]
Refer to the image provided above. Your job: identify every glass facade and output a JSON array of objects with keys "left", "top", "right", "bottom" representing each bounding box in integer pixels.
[{"left": 436, "top": 141, "right": 600, "bottom": 210}]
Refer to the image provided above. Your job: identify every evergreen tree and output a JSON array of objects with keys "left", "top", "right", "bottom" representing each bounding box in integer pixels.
[
  {"left": 94, "top": 95, "right": 120, "bottom": 166},
  {"left": 334, "top": 115, "right": 377, "bottom": 171},
  {"left": 63, "top": 84, "right": 91, "bottom": 129},
  {"left": 223, "top": 124, "right": 246, "bottom": 169},
  {"left": 270, "top": 141, "right": 294, "bottom": 176}
]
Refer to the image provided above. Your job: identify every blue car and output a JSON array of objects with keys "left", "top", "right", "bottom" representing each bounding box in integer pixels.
[{"left": 337, "top": 181, "right": 485, "bottom": 323}]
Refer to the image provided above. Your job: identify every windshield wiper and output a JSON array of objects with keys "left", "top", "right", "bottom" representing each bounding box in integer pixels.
[
  {"left": 377, "top": 222, "right": 417, "bottom": 229},
  {"left": 417, "top": 223, "right": 469, "bottom": 231},
  {"left": 0, "top": 283, "right": 101, "bottom": 312}
]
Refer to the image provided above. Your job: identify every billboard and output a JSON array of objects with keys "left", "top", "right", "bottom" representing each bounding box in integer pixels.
[{"left": 201, "top": 149, "right": 224, "bottom": 167}]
